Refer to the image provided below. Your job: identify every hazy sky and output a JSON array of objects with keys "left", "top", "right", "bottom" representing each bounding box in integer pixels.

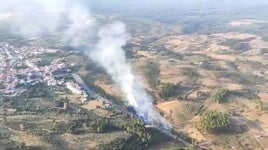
[
  {"left": 88, "top": 0, "right": 268, "bottom": 8},
  {"left": 1, "top": 0, "right": 267, "bottom": 37}
]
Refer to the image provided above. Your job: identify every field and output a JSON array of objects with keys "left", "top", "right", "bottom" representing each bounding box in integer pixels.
[{"left": 140, "top": 31, "right": 268, "bottom": 149}]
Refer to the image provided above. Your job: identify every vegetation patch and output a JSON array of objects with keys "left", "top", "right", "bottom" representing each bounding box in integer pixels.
[
  {"left": 210, "top": 88, "right": 229, "bottom": 103},
  {"left": 160, "top": 83, "right": 181, "bottom": 99},
  {"left": 197, "top": 110, "right": 231, "bottom": 133},
  {"left": 218, "top": 38, "right": 251, "bottom": 53},
  {"left": 145, "top": 61, "right": 160, "bottom": 88}
]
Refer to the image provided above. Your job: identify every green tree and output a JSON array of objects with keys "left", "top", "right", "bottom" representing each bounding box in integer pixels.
[
  {"left": 145, "top": 61, "right": 160, "bottom": 87},
  {"left": 197, "top": 110, "right": 231, "bottom": 133},
  {"left": 160, "top": 83, "right": 180, "bottom": 99}
]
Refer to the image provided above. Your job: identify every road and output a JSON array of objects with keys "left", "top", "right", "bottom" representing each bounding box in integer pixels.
[{"left": 72, "top": 73, "right": 135, "bottom": 115}]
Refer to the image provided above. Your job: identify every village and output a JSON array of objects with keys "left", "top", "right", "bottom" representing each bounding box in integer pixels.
[{"left": 0, "top": 42, "right": 89, "bottom": 101}]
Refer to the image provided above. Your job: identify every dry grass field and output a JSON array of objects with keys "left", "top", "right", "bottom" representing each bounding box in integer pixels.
[{"left": 134, "top": 31, "right": 268, "bottom": 149}]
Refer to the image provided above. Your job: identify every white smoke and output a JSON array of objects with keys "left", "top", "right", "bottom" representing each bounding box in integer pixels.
[
  {"left": 64, "top": 3, "right": 96, "bottom": 47},
  {"left": 0, "top": 0, "right": 95, "bottom": 46},
  {"left": 91, "top": 22, "right": 170, "bottom": 128}
]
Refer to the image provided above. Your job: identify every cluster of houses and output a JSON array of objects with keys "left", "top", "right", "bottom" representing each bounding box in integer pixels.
[{"left": 0, "top": 42, "right": 88, "bottom": 101}]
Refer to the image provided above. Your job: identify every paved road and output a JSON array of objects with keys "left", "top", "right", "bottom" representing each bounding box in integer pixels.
[{"left": 72, "top": 74, "right": 133, "bottom": 114}]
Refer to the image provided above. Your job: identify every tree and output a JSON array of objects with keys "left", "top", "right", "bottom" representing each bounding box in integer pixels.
[
  {"left": 121, "top": 120, "right": 151, "bottom": 144},
  {"left": 145, "top": 62, "right": 160, "bottom": 87},
  {"left": 160, "top": 83, "right": 180, "bottom": 99},
  {"left": 197, "top": 110, "right": 231, "bottom": 133},
  {"left": 94, "top": 119, "right": 114, "bottom": 133}
]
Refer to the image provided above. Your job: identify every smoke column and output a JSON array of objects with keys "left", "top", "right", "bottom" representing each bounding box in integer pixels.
[
  {"left": 91, "top": 22, "right": 170, "bottom": 128},
  {"left": 0, "top": 0, "right": 171, "bottom": 128}
]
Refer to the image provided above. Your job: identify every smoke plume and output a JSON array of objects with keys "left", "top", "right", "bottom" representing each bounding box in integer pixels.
[
  {"left": 91, "top": 22, "right": 170, "bottom": 128},
  {"left": 0, "top": 0, "right": 170, "bottom": 128}
]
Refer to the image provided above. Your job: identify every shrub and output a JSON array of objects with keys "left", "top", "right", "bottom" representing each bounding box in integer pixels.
[
  {"left": 197, "top": 110, "right": 231, "bottom": 133},
  {"left": 210, "top": 88, "right": 229, "bottom": 103}
]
